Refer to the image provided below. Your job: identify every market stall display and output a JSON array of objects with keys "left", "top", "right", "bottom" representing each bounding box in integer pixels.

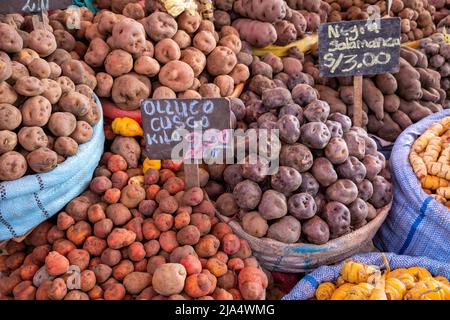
[{"left": 0, "top": 0, "right": 449, "bottom": 302}]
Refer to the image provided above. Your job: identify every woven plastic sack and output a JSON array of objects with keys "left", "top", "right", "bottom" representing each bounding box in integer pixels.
[
  {"left": 374, "top": 110, "right": 450, "bottom": 262},
  {"left": 0, "top": 96, "right": 104, "bottom": 241},
  {"left": 283, "top": 252, "right": 450, "bottom": 300}
]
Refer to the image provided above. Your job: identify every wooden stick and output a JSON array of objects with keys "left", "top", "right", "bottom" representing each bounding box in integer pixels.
[
  {"left": 184, "top": 163, "right": 200, "bottom": 189},
  {"left": 353, "top": 75, "right": 363, "bottom": 127}
]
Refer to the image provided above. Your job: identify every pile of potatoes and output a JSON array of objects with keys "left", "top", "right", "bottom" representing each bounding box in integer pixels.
[
  {"left": 207, "top": 52, "right": 392, "bottom": 245},
  {"left": 210, "top": 0, "right": 322, "bottom": 48},
  {"left": 46, "top": 2, "right": 250, "bottom": 110},
  {"left": 0, "top": 19, "right": 100, "bottom": 182},
  {"left": 420, "top": 33, "right": 450, "bottom": 104},
  {"left": 324, "top": 0, "right": 436, "bottom": 42},
  {"left": 0, "top": 149, "right": 269, "bottom": 300},
  {"left": 301, "top": 46, "right": 446, "bottom": 142}
]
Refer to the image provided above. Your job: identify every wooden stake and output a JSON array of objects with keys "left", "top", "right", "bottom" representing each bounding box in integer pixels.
[
  {"left": 184, "top": 163, "right": 200, "bottom": 189},
  {"left": 353, "top": 75, "right": 363, "bottom": 127}
]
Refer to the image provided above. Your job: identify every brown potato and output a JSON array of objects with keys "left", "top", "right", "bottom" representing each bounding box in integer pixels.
[
  {"left": 172, "top": 30, "right": 191, "bottom": 49},
  {"left": 233, "top": 180, "right": 262, "bottom": 210},
  {"left": 158, "top": 60, "right": 194, "bottom": 92},
  {"left": 48, "top": 112, "right": 77, "bottom": 137},
  {"left": 14, "top": 76, "right": 44, "bottom": 96},
  {"left": 0, "top": 151, "right": 27, "bottom": 180},
  {"left": 302, "top": 216, "right": 330, "bottom": 245},
  {"left": 206, "top": 46, "right": 237, "bottom": 76},
  {"left": 56, "top": 76, "right": 76, "bottom": 95},
  {"left": 322, "top": 201, "right": 351, "bottom": 239},
  {"left": 105, "top": 49, "right": 133, "bottom": 77},
  {"left": 0, "top": 104, "right": 21, "bottom": 130},
  {"left": 177, "top": 11, "right": 201, "bottom": 33},
  {"left": 134, "top": 56, "right": 160, "bottom": 77},
  {"left": 0, "top": 130, "right": 17, "bottom": 154},
  {"left": 84, "top": 38, "right": 111, "bottom": 68},
  {"left": 112, "top": 18, "right": 146, "bottom": 55},
  {"left": 241, "top": 212, "right": 268, "bottom": 238},
  {"left": 8, "top": 61, "right": 29, "bottom": 84},
  {"left": 41, "top": 79, "right": 62, "bottom": 104},
  {"left": 267, "top": 216, "right": 301, "bottom": 243},
  {"left": 112, "top": 75, "right": 150, "bottom": 110},
  {"left": 193, "top": 31, "right": 217, "bottom": 55},
  {"left": 95, "top": 72, "right": 113, "bottom": 98},
  {"left": 326, "top": 179, "right": 359, "bottom": 205},
  {"left": 18, "top": 127, "right": 48, "bottom": 152},
  {"left": 143, "top": 12, "right": 178, "bottom": 42},
  {"left": 180, "top": 47, "right": 206, "bottom": 77},
  {"left": 154, "top": 39, "right": 181, "bottom": 64},
  {"left": 28, "top": 29, "right": 57, "bottom": 57},
  {"left": 54, "top": 137, "right": 78, "bottom": 157},
  {"left": 21, "top": 95, "right": 52, "bottom": 127},
  {"left": 0, "top": 22, "right": 23, "bottom": 53},
  {"left": 26, "top": 147, "right": 58, "bottom": 173},
  {"left": 70, "top": 121, "right": 93, "bottom": 144},
  {"left": 258, "top": 190, "right": 287, "bottom": 220}
]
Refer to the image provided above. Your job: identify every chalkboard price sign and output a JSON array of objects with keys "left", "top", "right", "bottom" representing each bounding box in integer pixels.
[
  {"left": 319, "top": 17, "right": 401, "bottom": 77},
  {"left": 0, "top": 0, "right": 72, "bottom": 14},
  {"left": 140, "top": 98, "right": 231, "bottom": 160}
]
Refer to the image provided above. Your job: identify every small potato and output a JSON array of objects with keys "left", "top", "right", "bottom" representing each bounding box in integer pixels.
[
  {"left": 112, "top": 75, "right": 150, "bottom": 110},
  {"left": 270, "top": 166, "right": 302, "bottom": 194},
  {"left": 363, "top": 154, "right": 384, "bottom": 180},
  {"left": 258, "top": 190, "right": 287, "bottom": 220},
  {"left": 195, "top": 235, "right": 220, "bottom": 258},
  {"left": 302, "top": 216, "right": 330, "bottom": 245},
  {"left": 325, "top": 137, "right": 349, "bottom": 165},
  {"left": 111, "top": 18, "right": 146, "bottom": 55},
  {"left": 280, "top": 143, "right": 313, "bottom": 173},
  {"left": 326, "top": 179, "right": 358, "bottom": 205},
  {"left": 300, "top": 122, "right": 331, "bottom": 149},
  {"left": 0, "top": 104, "right": 21, "bottom": 130},
  {"left": 48, "top": 112, "right": 77, "bottom": 137},
  {"left": 193, "top": 31, "right": 217, "bottom": 55},
  {"left": 14, "top": 76, "right": 44, "bottom": 96},
  {"left": 369, "top": 176, "right": 392, "bottom": 209},
  {"left": 84, "top": 38, "right": 111, "bottom": 67},
  {"left": 357, "top": 179, "right": 373, "bottom": 201},
  {"left": 48, "top": 62, "right": 61, "bottom": 79},
  {"left": 26, "top": 147, "right": 58, "bottom": 173},
  {"left": 8, "top": 61, "right": 29, "bottom": 84},
  {"left": 95, "top": 72, "right": 113, "bottom": 97},
  {"left": 241, "top": 211, "right": 268, "bottom": 238},
  {"left": 214, "top": 75, "right": 234, "bottom": 97},
  {"left": 57, "top": 76, "right": 76, "bottom": 95},
  {"left": 336, "top": 156, "right": 367, "bottom": 184},
  {"left": 121, "top": 184, "right": 146, "bottom": 209},
  {"left": 288, "top": 192, "right": 317, "bottom": 220},
  {"left": 206, "top": 46, "right": 237, "bottom": 76},
  {"left": 0, "top": 82, "right": 17, "bottom": 104},
  {"left": 45, "top": 251, "right": 69, "bottom": 276},
  {"left": 17, "top": 127, "right": 48, "bottom": 152},
  {"left": 134, "top": 56, "right": 160, "bottom": 77},
  {"left": 267, "top": 216, "right": 301, "bottom": 243},
  {"left": 172, "top": 30, "right": 191, "bottom": 49},
  {"left": 28, "top": 29, "right": 57, "bottom": 57},
  {"left": 107, "top": 228, "right": 136, "bottom": 249},
  {"left": 343, "top": 131, "right": 365, "bottom": 160},
  {"left": 322, "top": 201, "right": 351, "bottom": 238},
  {"left": 233, "top": 180, "right": 262, "bottom": 210},
  {"left": 177, "top": 11, "right": 201, "bottom": 33},
  {"left": 154, "top": 38, "right": 181, "bottom": 64},
  {"left": 41, "top": 79, "right": 62, "bottom": 104},
  {"left": 152, "top": 263, "right": 187, "bottom": 296},
  {"left": 105, "top": 49, "right": 133, "bottom": 77},
  {"left": 292, "top": 84, "right": 317, "bottom": 108},
  {"left": 0, "top": 130, "right": 17, "bottom": 154},
  {"left": 143, "top": 12, "right": 178, "bottom": 42},
  {"left": 278, "top": 114, "right": 300, "bottom": 144},
  {"left": 59, "top": 91, "right": 91, "bottom": 117},
  {"left": 229, "top": 63, "right": 250, "bottom": 84},
  {"left": 304, "top": 100, "right": 330, "bottom": 123},
  {"left": 28, "top": 58, "right": 51, "bottom": 79},
  {"left": 349, "top": 198, "right": 368, "bottom": 226},
  {"left": 70, "top": 121, "right": 93, "bottom": 144}
]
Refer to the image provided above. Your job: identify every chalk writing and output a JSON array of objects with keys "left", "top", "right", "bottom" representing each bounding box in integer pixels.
[
  {"left": 0, "top": 0, "right": 72, "bottom": 14},
  {"left": 319, "top": 18, "right": 401, "bottom": 77}
]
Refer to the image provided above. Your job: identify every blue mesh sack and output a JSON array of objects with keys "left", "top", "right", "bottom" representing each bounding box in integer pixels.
[
  {"left": 0, "top": 96, "right": 104, "bottom": 241},
  {"left": 374, "top": 110, "right": 450, "bottom": 262}
]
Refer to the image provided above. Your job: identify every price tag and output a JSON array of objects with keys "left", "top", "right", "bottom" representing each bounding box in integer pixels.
[
  {"left": 0, "top": 0, "right": 72, "bottom": 14},
  {"left": 140, "top": 98, "right": 231, "bottom": 161},
  {"left": 319, "top": 17, "right": 401, "bottom": 77}
]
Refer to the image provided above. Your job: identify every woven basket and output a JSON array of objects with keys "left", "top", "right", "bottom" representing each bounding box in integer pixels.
[{"left": 216, "top": 202, "right": 392, "bottom": 273}]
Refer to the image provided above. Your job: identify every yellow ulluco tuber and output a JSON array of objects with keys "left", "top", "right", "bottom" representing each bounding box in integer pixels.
[
  {"left": 385, "top": 277, "right": 407, "bottom": 300},
  {"left": 405, "top": 278, "right": 447, "bottom": 300},
  {"left": 315, "top": 282, "right": 336, "bottom": 300},
  {"left": 410, "top": 152, "right": 427, "bottom": 179},
  {"left": 436, "top": 187, "right": 450, "bottom": 199},
  {"left": 422, "top": 137, "right": 442, "bottom": 163},
  {"left": 344, "top": 283, "right": 374, "bottom": 300},
  {"left": 386, "top": 269, "right": 416, "bottom": 290},
  {"left": 426, "top": 162, "right": 450, "bottom": 180},
  {"left": 406, "top": 267, "right": 433, "bottom": 281},
  {"left": 330, "top": 283, "right": 354, "bottom": 300},
  {"left": 420, "top": 175, "right": 449, "bottom": 190},
  {"left": 340, "top": 261, "right": 379, "bottom": 284}
]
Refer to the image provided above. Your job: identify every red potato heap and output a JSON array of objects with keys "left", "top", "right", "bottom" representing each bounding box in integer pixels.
[
  {"left": 0, "top": 151, "right": 268, "bottom": 300},
  {"left": 323, "top": 0, "right": 436, "bottom": 42},
  {"left": 208, "top": 52, "right": 392, "bottom": 246},
  {"left": 45, "top": 1, "right": 251, "bottom": 111},
  {"left": 301, "top": 46, "right": 446, "bottom": 142},
  {"left": 0, "top": 13, "right": 101, "bottom": 182}
]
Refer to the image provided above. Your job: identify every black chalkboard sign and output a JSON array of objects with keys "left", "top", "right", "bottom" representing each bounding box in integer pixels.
[
  {"left": 319, "top": 17, "right": 401, "bottom": 77},
  {"left": 140, "top": 98, "right": 231, "bottom": 160},
  {"left": 0, "top": 0, "right": 72, "bottom": 14}
]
